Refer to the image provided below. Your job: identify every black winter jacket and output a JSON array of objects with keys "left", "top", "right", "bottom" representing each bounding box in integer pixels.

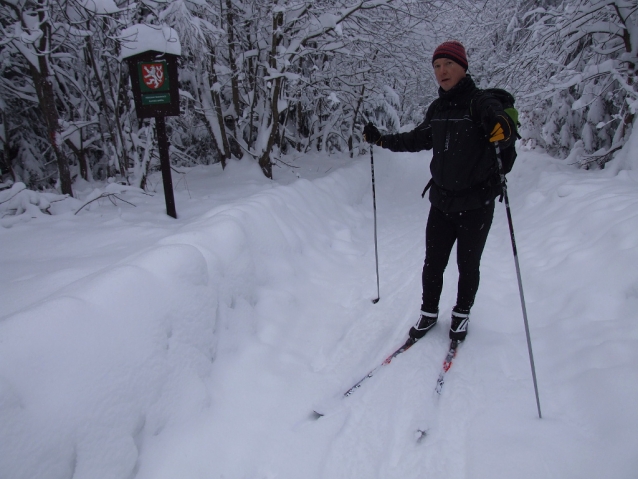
[{"left": 379, "top": 75, "right": 516, "bottom": 212}]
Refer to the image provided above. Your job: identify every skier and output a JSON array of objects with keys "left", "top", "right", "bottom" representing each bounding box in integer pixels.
[{"left": 363, "top": 40, "right": 516, "bottom": 342}]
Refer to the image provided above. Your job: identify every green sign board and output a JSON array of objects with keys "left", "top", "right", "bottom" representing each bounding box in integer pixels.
[{"left": 142, "top": 92, "right": 171, "bottom": 105}]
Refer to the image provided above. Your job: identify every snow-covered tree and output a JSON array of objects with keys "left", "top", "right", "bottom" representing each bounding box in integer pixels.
[
  {"left": 0, "top": 0, "right": 81, "bottom": 195},
  {"left": 12, "top": 0, "right": 635, "bottom": 189},
  {"left": 160, "top": 0, "right": 438, "bottom": 178},
  {"left": 462, "top": 0, "right": 638, "bottom": 167}
]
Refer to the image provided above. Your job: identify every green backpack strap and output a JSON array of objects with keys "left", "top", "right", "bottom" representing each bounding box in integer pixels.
[
  {"left": 504, "top": 106, "right": 519, "bottom": 127},
  {"left": 472, "top": 88, "right": 521, "bottom": 139}
]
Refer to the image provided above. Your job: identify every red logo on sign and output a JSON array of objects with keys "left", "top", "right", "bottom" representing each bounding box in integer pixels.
[{"left": 141, "top": 63, "right": 165, "bottom": 89}]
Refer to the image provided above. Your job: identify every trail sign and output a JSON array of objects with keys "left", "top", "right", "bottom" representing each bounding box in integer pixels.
[
  {"left": 139, "top": 61, "right": 171, "bottom": 106},
  {"left": 127, "top": 52, "right": 180, "bottom": 119},
  {"left": 121, "top": 25, "right": 181, "bottom": 218}
]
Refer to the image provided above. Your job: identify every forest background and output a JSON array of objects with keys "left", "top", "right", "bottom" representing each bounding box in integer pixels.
[{"left": 1, "top": 0, "right": 637, "bottom": 198}]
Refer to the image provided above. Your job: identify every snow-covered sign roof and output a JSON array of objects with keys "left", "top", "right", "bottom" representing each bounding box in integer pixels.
[{"left": 119, "top": 24, "right": 181, "bottom": 60}]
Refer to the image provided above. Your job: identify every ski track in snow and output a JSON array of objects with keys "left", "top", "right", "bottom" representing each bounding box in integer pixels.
[{"left": 1, "top": 149, "right": 637, "bottom": 479}]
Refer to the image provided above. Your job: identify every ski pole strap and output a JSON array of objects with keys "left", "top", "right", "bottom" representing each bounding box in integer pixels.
[{"left": 421, "top": 179, "right": 433, "bottom": 198}]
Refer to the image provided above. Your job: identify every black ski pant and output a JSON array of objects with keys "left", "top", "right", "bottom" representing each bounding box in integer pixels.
[{"left": 421, "top": 201, "right": 495, "bottom": 315}]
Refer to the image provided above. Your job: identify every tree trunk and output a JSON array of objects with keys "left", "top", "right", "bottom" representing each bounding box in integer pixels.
[
  {"left": 18, "top": 1, "right": 74, "bottom": 196},
  {"left": 247, "top": 47, "right": 260, "bottom": 151},
  {"left": 31, "top": 23, "right": 73, "bottom": 196},
  {"left": 209, "top": 47, "right": 232, "bottom": 169},
  {"left": 258, "top": 10, "right": 284, "bottom": 179},
  {"left": 349, "top": 84, "right": 366, "bottom": 158},
  {"left": 224, "top": 0, "right": 243, "bottom": 159},
  {"left": 65, "top": 139, "right": 89, "bottom": 181},
  {"left": 35, "top": 69, "right": 73, "bottom": 196},
  {"left": 0, "top": 110, "right": 15, "bottom": 183}
]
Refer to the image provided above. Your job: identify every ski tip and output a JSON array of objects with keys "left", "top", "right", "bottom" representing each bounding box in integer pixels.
[{"left": 309, "top": 410, "right": 324, "bottom": 420}]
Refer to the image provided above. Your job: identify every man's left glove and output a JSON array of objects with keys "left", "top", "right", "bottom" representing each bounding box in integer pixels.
[
  {"left": 363, "top": 122, "right": 381, "bottom": 144},
  {"left": 481, "top": 107, "right": 508, "bottom": 143},
  {"left": 488, "top": 120, "right": 505, "bottom": 143}
]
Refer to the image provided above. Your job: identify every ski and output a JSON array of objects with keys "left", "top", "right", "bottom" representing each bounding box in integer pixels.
[
  {"left": 311, "top": 337, "right": 417, "bottom": 419},
  {"left": 434, "top": 339, "right": 460, "bottom": 395},
  {"left": 416, "top": 339, "right": 461, "bottom": 442},
  {"left": 344, "top": 337, "right": 417, "bottom": 397}
]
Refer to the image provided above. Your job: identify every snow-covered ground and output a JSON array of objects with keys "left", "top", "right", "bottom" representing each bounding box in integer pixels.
[{"left": 1, "top": 144, "right": 637, "bottom": 479}]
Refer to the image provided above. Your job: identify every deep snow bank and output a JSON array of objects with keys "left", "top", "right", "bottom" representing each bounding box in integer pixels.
[
  {"left": 2, "top": 147, "right": 638, "bottom": 479},
  {"left": 0, "top": 158, "right": 373, "bottom": 479}
]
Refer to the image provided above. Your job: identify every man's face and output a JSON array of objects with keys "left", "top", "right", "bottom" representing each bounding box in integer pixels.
[{"left": 433, "top": 58, "right": 466, "bottom": 91}]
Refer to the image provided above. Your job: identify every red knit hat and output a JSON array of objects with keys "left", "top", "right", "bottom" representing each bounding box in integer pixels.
[{"left": 432, "top": 41, "right": 468, "bottom": 71}]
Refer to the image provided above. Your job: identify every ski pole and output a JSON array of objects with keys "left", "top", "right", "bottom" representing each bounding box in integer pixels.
[
  {"left": 370, "top": 145, "right": 380, "bottom": 304},
  {"left": 494, "top": 141, "right": 542, "bottom": 419}
]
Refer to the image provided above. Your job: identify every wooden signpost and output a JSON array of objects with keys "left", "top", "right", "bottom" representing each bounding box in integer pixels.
[{"left": 121, "top": 25, "right": 181, "bottom": 218}]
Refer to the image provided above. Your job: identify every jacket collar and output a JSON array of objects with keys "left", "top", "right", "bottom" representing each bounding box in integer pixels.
[{"left": 437, "top": 75, "right": 476, "bottom": 101}]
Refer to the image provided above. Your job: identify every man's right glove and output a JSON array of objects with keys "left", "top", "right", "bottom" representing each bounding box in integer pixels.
[{"left": 363, "top": 122, "right": 381, "bottom": 144}]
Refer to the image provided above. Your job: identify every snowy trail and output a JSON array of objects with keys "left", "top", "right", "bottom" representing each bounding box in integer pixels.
[
  {"left": 1, "top": 149, "right": 637, "bottom": 479},
  {"left": 317, "top": 150, "right": 501, "bottom": 479},
  {"left": 303, "top": 148, "right": 638, "bottom": 479},
  {"left": 316, "top": 152, "right": 434, "bottom": 479}
]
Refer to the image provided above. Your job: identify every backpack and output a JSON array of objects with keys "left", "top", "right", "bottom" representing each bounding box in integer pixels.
[{"left": 475, "top": 88, "right": 521, "bottom": 174}]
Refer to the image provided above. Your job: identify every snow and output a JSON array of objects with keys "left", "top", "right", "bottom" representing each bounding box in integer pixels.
[
  {"left": 119, "top": 24, "right": 181, "bottom": 60},
  {"left": 76, "top": 0, "right": 119, "bottom": 14},
  {"left": 0, "top": 183, "right": 75, "bottom": 224},
  {"left": 1, "top": 146, "right": 637, "bottom": 478}
]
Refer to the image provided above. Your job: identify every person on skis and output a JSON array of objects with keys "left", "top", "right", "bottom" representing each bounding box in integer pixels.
[{"left": 363, "top": 40, "right": 516, "bottom": 342}]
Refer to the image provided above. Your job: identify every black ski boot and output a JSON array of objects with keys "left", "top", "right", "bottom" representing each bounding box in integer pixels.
[
  {"left": 409, "top": 310, "right": 438, "bottom": 340},
  {"left": 449, "top": 309, "right": 470, "bottom": 342}
]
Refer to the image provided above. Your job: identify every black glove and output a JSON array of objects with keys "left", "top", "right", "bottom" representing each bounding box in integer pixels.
[{"left": 363, "top": 122, "right": 381, "bottom": 144}]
